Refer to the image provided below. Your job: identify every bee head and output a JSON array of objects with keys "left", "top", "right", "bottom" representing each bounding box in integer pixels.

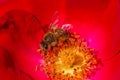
[{"left": 40, "top": 41, "right": 48, "bottom": 50}]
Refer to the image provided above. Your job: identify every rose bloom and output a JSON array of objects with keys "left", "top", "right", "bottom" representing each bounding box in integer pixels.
[{"left": 0, "top": 0, "right": 119, "bottom": 80}]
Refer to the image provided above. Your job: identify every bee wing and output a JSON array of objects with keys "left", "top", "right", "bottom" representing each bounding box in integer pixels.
[
  {"left": 62, "top": 24, "right": 73, "bottom": 31},
  {"left": 49, "top": 11, "right": 59, "bottom": 29}
]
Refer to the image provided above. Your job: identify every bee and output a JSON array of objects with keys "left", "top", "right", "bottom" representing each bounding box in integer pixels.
[
  {"left": 40, "top": 26, "right": 69, "bottom": 52},
  {"left": 40, "top": 13, "right": 71, "bottom": 51}
]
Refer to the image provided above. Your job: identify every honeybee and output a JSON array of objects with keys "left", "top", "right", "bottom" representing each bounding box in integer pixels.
[
  {"left": 40, "top": 26, "right": 69, "bottom": 51},
  {"left": 40, "top": 12, "right": 72, "bottom": 51}
]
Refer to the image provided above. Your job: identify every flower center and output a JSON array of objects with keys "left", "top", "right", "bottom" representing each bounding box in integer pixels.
[{"left": 55, "top": 47, "right": 85, "bottom": 75}]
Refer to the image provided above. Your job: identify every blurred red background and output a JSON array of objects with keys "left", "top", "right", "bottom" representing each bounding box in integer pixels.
[{"left": 0, "top": 0, "right": 120, "bottom": 80}]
